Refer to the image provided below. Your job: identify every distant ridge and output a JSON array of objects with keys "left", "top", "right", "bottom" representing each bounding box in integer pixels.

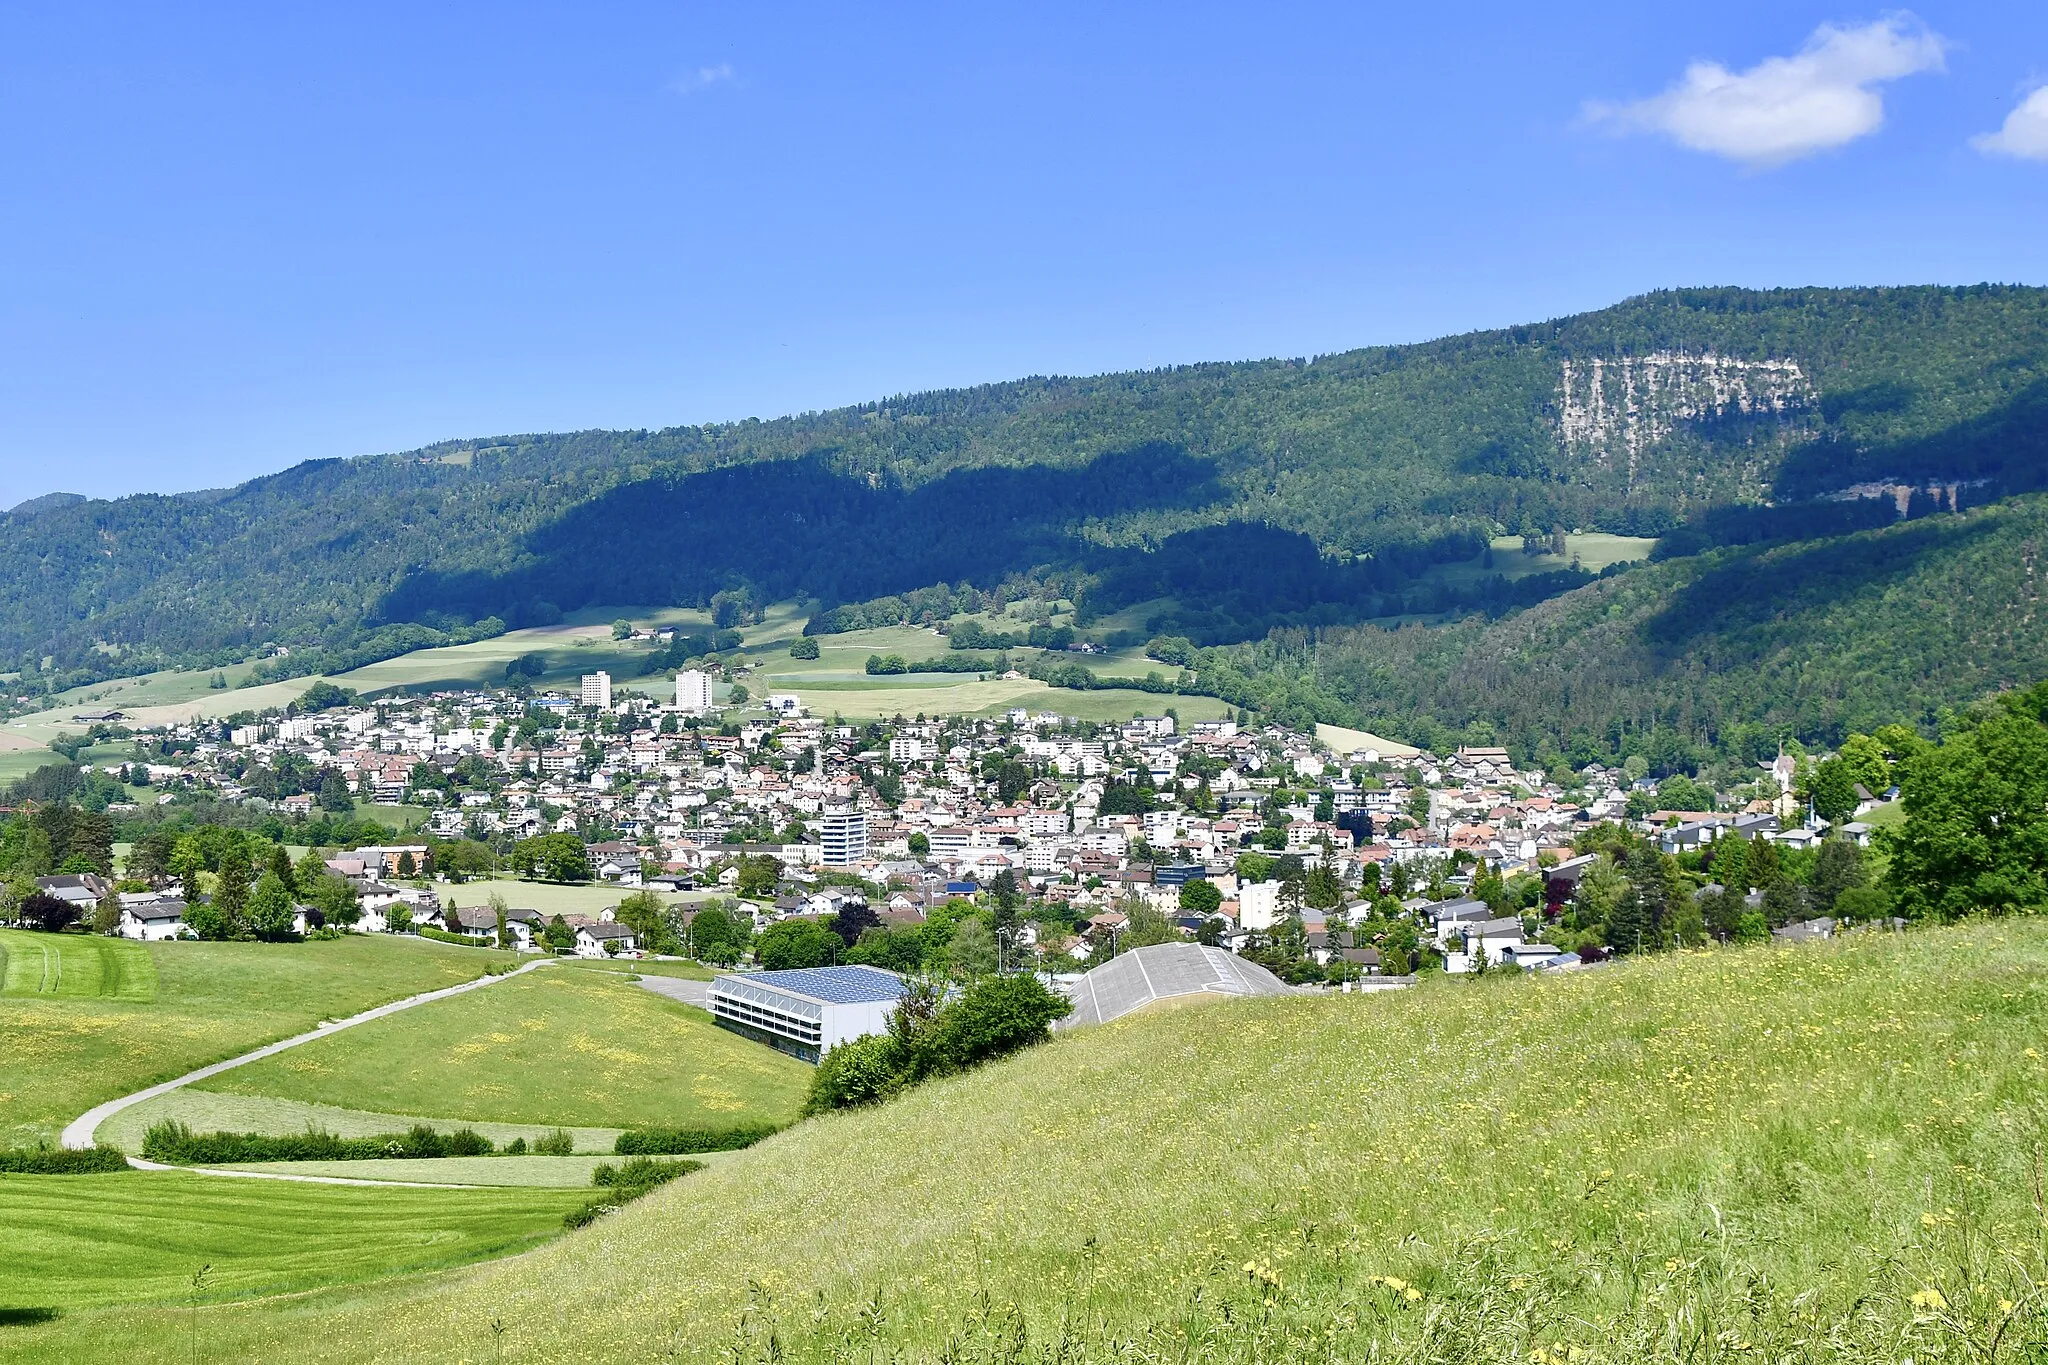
[{"left": 6, "top": 491, "right": 85, "bottom": 519}]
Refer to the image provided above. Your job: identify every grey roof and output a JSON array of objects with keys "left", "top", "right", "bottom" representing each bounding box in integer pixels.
[
  {"left": 1060, "top": 943, "right": 1292, "bottom": 1029},
  {"left": 715, "top": 964, "right": 908, "bottom": 1009}
]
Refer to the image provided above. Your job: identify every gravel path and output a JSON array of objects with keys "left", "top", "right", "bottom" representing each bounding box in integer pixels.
[{"left": 60, "top": 956, "right": 555, "bottom": 1161}]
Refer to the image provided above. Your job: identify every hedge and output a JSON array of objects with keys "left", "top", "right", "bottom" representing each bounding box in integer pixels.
[
  {"left": 142, "top": 1120, "right": 492, "bottom": 1163},
  {"left": 612, "top": 1122, "right": 783, "bottom": 1155},
  {"left": 0, "top": 1144, "right": 129, "bottom": 1173},
  {"left": 417, "top": 927, "right": 494, "bottom": 948}
]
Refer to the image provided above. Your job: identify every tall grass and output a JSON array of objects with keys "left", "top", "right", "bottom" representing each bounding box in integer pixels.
[{"left": 9, "top": 923, "right": 2048, "bottom": 1362}]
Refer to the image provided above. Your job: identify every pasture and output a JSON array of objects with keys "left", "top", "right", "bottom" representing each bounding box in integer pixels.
[
  {"left": 194, "top": 965, "right": 808, "bottom": 1131},
  {"left": 13, "top": 921, "right": 2046, "bottom": 1364},
  {"left": 0, "top": 933, "right": 516, "bottom": 1148},
  {"left": 0, "top": 1171, "right": 583, "bottom": 1312}
]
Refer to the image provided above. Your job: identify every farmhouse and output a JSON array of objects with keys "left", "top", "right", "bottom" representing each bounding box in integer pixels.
[{"left": 707, "top": 964, "right": 908, "bottom": 1063}]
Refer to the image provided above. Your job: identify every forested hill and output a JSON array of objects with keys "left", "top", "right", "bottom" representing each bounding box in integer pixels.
[{"left": 5, "top": 284, "right": 2047, "bottom": 689}]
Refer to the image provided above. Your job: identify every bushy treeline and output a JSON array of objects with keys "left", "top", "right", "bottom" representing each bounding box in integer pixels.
[
  {"left": 806, "top": 973, "right": 1071, "bottom": 1114},
  {"left": 564, "top": 1156, "right": 703, "bottom": 1229}
]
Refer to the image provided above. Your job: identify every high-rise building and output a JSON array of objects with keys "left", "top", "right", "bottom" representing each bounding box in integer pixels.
[
  {"left": 820, "top": 809, "right": 868, "bottom": 868},
  {"left": 676, "top": 669, "right": 715, "bottom": 711},
  {"left": 580, "top": 671, "right": 612, "bottom": 710}
]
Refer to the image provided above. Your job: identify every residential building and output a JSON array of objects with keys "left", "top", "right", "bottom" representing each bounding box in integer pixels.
[
  {"left": 676, "top": 670, "right": 716, "bottom": 711},
  {"left": 821, "top": 809, "right": 868, "bottom": 867},
  {"left": 580, "top": 672, "right": 612, "bottom": 710}
]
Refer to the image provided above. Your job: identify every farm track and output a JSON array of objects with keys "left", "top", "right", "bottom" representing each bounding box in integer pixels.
[{"left": 61, "top": 956, "right": 554, "bottom": 1180}]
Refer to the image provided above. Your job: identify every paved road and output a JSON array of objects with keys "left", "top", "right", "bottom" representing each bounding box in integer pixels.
[
  {"left": 633, "top": 974, "right": 711, "bottom": 1007},
  {"left": 61, "top": 957, "right": 555, "bottom": 1153}
]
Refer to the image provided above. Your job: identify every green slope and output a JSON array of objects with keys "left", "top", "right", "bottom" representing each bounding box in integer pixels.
[
  {"left": 13, "top": 923, "right": 2047, "bottom": 1362},
  {"left": 6, "top": 284, "right": 2047, "bottom": 682},
  {"left": 1309, "top": 489, "right": 2048, "bottom": 758}
]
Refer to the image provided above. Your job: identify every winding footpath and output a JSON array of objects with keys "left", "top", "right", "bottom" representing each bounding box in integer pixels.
[{"left": 61, "top": 956, "right": 555, "bottom": 1185}]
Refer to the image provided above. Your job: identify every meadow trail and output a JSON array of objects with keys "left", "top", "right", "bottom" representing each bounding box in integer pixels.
[{"left": 59, "top": 956, "right": 556, "bottom": 1157}]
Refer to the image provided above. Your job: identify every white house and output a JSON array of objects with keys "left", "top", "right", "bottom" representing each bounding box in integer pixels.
[
  {"left": 118, "top": 897, "right": 188, "bottom": 941},
  {"left": 573, "top": 922, "right": 637, "bottom": 957}
]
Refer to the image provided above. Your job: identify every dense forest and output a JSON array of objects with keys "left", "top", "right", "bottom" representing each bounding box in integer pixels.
[{"left": 5, "top": 285, "right": 2046, "bottom": 684}]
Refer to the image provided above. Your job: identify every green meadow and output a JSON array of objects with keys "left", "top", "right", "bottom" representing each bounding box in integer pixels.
[
  {"left": 0, "top": 932, "right": 517, "bottom": 1147},
  {"left": 0, "top": 1171, "right": 583, "bottom": 1312},
  {"left": 11, "top": 922, "right": 2047, "bottom": 1363},
  {"left": 194, "top": 965, "right": 808, "bottom": 1131}
]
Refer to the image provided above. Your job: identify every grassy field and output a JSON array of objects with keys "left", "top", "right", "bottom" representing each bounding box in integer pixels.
[
  {"left": 0, "top": 932, "right": 517, "bottom": 1147},
  {"left": 0, "top": 1171, "right": 584, "bottom": 1312},
  {"left": 0, "top": 933, "right": 157, "bottom": 1002},
  {"left": 13, "top": 922, "right": 2048, "bottom": 1363},
  {"left": 195, "top": 965, "right": 808, "bottom": 1130},
  {"left": 94, "top": 1089, "right": 624, "bottom": 1156}
]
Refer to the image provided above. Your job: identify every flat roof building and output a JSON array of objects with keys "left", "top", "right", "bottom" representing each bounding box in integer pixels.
[
  {"left": 580, "top": 672, "right": 612, "bottom": 710},
  {"left": 707, "top": 964, "right": 907, "bottom": 1064},
  {"left": 676, "top": 670, "right": 715, "bottom": 711},
  {"left": 820, "top": 809, "right": 867, "bottom": 868}
]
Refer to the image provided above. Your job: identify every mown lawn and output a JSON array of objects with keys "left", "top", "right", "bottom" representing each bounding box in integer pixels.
[
  {"left": 196, "top": 964, "right": 808, "bottom": 1130},
  {"left": 0, "top": 1171, "right": 583, "bottom": 1312},
  {"left": 0, "top": 932, "right": 156, "bottom": 1002},
  {"left": 14, "top": 922, "right": 2048, "bottom": 1363},
  {"left": 0, "top": 933, "right": 518, "bottom": 1147}
]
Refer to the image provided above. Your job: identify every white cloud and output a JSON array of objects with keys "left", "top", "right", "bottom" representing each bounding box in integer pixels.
[
  {"left": 1972, "top": 85, "right": 2048, "bottom": 161},
  {"left": 668, "top": 64, "right": 735, "bottom": 97},
  {"left": 1587, "top": 16, "right": 1947, "bottom": 167}
]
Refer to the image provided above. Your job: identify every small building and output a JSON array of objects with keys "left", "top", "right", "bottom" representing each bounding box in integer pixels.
[
  {"left": 573, "top": 922, "right": 637, "bottom": 957},
  {"left": 706, "top": 964, "right": 909, "bottom": 1063},
  {"left": 118, "top": 897, "right": 188, "bottom": 941}
]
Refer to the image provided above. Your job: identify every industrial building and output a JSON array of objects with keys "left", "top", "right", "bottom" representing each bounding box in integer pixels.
[{"left": 707, "top": 964, "right": 908, "bottom": 1063}]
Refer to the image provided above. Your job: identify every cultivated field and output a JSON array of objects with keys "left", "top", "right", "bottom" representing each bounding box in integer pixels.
[
  {"left": 193, "top": 966, "right": 808, "bottom": 1130},
  {"left": 12, "top": 922, "right": 2045, "bottom": 1363},
  {"left": 0, "top": 932, "right": 517, "bottom": 1147},
  {"left": 0, "top": 1171, "right": 583, "bottom": 1312}
]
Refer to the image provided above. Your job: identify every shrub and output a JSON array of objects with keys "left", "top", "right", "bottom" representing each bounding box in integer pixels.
[
  {"left": 788, "top": 637, "right": 820, "bottom": 659},
  {"left": 927, "top": 973, "right": 1072, "bottom": 1072},
  {"left": 533, "top": 1128, "right": 576, "bottom": 1156},
  {"left": 0, "top": 1144, "right": 128, "bottom": 1173},
  {"left": 613, "top": 1122, "right": 780, "bottom": 1156},
  {"left": 805, "top": 1034, "right": 905, "bottom": 1116},
  {"left": 567, "top": 1155, "right": 702, "bottom": 1229},
  {"left": 504, "top": 1136, "right": 528, "bottom": 1155}
]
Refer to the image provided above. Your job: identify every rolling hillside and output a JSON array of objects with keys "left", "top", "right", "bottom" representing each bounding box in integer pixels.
[
  {"left": 6, "top": 285, "right": 2047, "bottom": 683},
  {"left": 9, "top": 923, "right": 2045, "bottom": 1362}
]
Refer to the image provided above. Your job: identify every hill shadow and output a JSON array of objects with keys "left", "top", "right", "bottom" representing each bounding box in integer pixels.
[
  {"left": 1640, "top": 513, "right": 2001, "bottom": 657},
  {"left": 1774, "top": 379, "right": 2048, "bottom": 502},
  {"left": 375, "top": 443, "right": 1232, "bottom": 627}
]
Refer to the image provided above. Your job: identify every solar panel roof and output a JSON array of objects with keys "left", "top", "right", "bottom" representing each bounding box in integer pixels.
[{"left": 720, "top": 964, "right": 910, "bottom": 1006}]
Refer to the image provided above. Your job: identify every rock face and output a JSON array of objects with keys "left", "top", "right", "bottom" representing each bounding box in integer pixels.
[{"left": 1557, "top": 354, "right": 1813, "bottom": 487}]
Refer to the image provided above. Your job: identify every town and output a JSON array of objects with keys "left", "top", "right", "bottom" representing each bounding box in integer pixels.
[{"left": 21, "top": 654, "right": 1895, "bottom": 1020}]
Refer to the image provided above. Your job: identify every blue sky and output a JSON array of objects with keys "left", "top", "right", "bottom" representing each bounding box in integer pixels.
[{"left": 1, "top": 2, "right": 2045, "bottom": 508}]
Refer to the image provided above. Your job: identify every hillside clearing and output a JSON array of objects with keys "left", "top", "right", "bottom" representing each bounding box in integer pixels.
[
  {"left": 194, "top": 965, "right": 808, "bottom": 1130},
  {"left": 13, "top": 923, "right": 2048, "bottom": 1363}
]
